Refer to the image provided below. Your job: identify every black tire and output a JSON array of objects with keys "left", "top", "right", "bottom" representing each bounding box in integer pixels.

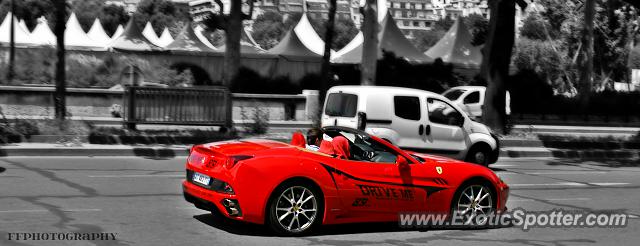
[
  {"left": 466, "top": 144, "right": 491, "bottom": 166},
  {"left": 450, "top": 182, "right": 496, "bottom": 228},
  {"left": 267, "top": 181, "right": 324, "bottom": 236}
]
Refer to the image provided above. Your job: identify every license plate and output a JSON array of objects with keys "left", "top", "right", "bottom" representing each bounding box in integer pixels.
[{"left": 192, "top": 172, "right": 210, "bottom": 186}]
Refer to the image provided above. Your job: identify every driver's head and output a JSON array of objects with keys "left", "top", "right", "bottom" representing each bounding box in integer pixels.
[{"left": 306, "top": 128, "right": 323, "bottom": 146}]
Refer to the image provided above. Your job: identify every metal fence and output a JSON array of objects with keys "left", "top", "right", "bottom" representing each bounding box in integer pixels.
[{"left": 123, "top": 86, "right": 231, "bottom": 129}]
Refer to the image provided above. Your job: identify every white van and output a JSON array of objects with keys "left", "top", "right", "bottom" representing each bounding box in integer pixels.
[
  {"left": 442, "top": 86, "right": 510, "bottom": 120},
  {"left": 321, "top": 86, "right": 499, "bottom": 165}
]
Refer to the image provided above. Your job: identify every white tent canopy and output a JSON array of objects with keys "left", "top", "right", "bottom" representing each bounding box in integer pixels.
[
  {"left": 193, "top": 25, "right": 216, "bottom": 50},
  {"left": 0, "top": 12, "right": 38, "bottom": 45},
  {"left": 157, "top": 27, "right": 174, "bottom": 47},
  {"left": 142, "top": 22, "right": 162, "bottom": 47},
  {"left": 18, "top": 19, "right": 29, "bottom": 33},
  {"left": 65, "top": 12, "right": 101, "bottom": 49},
  {"left": 87, "top": 19, "right": 112, "bottom": 47},
  {"left": 111, "top": 24, "right": 124, "bottom": 40},
  {"left": 30, "top": 17, "right": 56, "bottom": 45},
  {"left": 294, "top": 13, "right": 333, "bottom": 56}
]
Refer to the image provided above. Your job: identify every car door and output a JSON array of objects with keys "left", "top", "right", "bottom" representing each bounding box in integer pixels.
[
  {"left": 389, "top": 95, "right": 425, "bottom": 149},
  {"left": 327, "top": 137, "right": 425, "bottom": 219},
  {"left": 423, "top": 97, "right": 468, "bottom": 157}
]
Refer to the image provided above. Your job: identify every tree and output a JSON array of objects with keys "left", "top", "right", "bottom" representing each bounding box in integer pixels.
[
  {"left": 361, "top": 0, "right": 378, "bottom": 85},
  {"left": 331, "top": 18, "right": 359, "bottom": 50},
  {"left": 201, "top": 0, "right": 257, "bottom": 86},
  {"left": 434, "top": 16, "right": 455, "bottom": 31},
  {"left": 100, "top": 4, "right": 129, "bottom": 36},
  {"left": 53, "top": 0, "right": 67, "bottom": 120},
  {"left": 319, "top": 0, "right": 338, "bottom": 108},
  {"left": 464, "top": 13, "right": 489, "bottom": 45},
  {"left": 412, "top": 29, "right": 446, "bottom": 52},
  {"left": 0, "top": 0, "right": 54, "bottom": 30},
  {"left": 577, "top": 0, "right": 594, "bottom": 104},
  {"left": 251, "top": 10, "right": 286, "bottom": 50},
  {"left": 481, "top": 0, "right": 526, "bottom": 134},
  {"left": 70, "top": 0, "right": 129, "bottom": 36},
  {"left": 520, "top": 13, "right": 550, "bottom": 40},
  {"left": 133, "top": 0, "right": 191, "bottom": 36},
  {"left": 72, "top": 0, "right": 103, "bottom": 32}
]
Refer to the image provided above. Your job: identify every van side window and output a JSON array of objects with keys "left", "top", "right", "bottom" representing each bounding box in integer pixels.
[
  {"left": 463, "top": 91, "right": 480, "bottom": 104},
  {"left": 325, "top": 93, "right": 358, "bottom": 117},
  {"left": 394, "top": 96, "right": 421, "bottom": 121},
  {"left": 427, "top": 98, "right": 464, "bottom": 126}
]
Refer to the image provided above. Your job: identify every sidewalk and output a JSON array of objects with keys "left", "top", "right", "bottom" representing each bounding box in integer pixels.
[{"left": 0, "top": 143, "right": 191, "bottom": 157}]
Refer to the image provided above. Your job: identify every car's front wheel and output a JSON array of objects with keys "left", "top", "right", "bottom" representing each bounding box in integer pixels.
[
  {"left": 267, "top": 182, "right": 323, "bottom": 236},
  {"left": 451, "top": 183, "right": 495, "bottom": 228}
]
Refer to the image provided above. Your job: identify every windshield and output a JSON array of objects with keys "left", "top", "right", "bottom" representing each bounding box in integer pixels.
[
  {"left": 324, "top": 128, "right": 398, "bottom": 163},
  {"left": 443, "top": 89, "right": 466, "bottom": 101},
  {"left": 324, "top": 93, "right": 358, "bottom": 117}
]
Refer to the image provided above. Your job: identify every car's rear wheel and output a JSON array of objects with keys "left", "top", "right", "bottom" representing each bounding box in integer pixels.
[
  {"left": 451, "top": 183, "right": 495, "bottom": 227},
  {"left": 466, "top": 145, "right": 491, "bottom": 166},
  {"left": 267, "top": 182, "right": 323, "bottom": 236}
]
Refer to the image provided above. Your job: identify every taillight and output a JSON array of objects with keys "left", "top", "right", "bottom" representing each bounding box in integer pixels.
[
  {"left": 357, "top": 112, "right": 367, "bottom": 130},
  {"left": 187, "top": 151, "right": 208, "bottom": 166},
  {"left": 224, "top": 155, "right": 253, "bottom": 169}
]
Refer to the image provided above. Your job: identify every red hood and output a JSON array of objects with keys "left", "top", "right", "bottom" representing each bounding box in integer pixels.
[{"left": 200, "top": 139, "right": 290, "bottom": 156}]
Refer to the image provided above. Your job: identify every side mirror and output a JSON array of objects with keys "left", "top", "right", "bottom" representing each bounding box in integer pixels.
[{"left": 396, "top": 156, "right": 409, "bottom": 169}]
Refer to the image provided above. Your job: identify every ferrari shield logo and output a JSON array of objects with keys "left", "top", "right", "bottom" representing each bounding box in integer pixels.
[{"left": 436, "top": 166, "right": 443, "bottom": 174}]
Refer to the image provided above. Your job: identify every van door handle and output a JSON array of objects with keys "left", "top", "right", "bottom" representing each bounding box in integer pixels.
[
  {"left": 418, "top": 125, "right": 424, "bottom": 135},
  {"left": 425, "top": 125, "right": 431, "bottom": 135}
]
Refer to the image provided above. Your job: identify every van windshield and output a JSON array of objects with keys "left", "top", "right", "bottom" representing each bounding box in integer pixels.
[
  {"left": 325, "top": 93, "right": 358, "bottom": 117},
  {"left": 443, "top": 89, "right": 466, "bottom": 101}
]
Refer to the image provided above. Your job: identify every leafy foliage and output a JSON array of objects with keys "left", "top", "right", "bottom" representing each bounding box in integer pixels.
[
  {"left": 251, "top": 10, "right": 287, "bottom": 50},
  {"left": 133, "top": 0, "right": 191, "bottom": 36},
  {"left": 464, "top": 13, "right": 489, "bottom": 46}
]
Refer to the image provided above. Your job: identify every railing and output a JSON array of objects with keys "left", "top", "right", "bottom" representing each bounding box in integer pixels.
[{"left": 123, "top": 86, "right": 232, "bottom": 129}]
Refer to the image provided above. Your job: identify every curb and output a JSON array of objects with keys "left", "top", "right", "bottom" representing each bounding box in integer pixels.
[
  {"left": 0, "top": 146, "right": 190, "bottom": 157},
  {"left": 500, "top": 147, "right": 640, "bottom": 159}
]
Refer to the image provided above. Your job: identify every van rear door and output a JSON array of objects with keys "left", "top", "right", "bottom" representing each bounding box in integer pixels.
[{"left": 322, "top": 92, "right": 359, "bottom": 128}]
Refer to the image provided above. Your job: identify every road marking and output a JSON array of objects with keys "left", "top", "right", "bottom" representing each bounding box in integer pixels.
[
  {"left": 509, "top": 198, "right": 591, "bottom": 202},
  {"left": 629, "top": 214, "right": 639, "bottom": 219},
  {"left": 88, "top": 174, "right": 183, "bottom": 178},
  {"left": 491, "top": 164, "right": 517, "bottom": 167},
  {"left": 499, "top": 171, "right": 608, "bottom": 175},
  {"left": 509, "top": 182, "right": 630, "bottom": 187},
  {"left": 509, "top": 182, "right": 587, "bottom": 187},
  {"left": 589, "top": 182, "right": 631, "bottom": 186},
  {"left": 0, "top": 208, "right": 101, "bottom": 213}
]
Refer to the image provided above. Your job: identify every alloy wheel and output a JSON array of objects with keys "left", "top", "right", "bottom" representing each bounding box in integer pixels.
[{"left": 275, "top": 186, "right": 317, "bottom": 233}]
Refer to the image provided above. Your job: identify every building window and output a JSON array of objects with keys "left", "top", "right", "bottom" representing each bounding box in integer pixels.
[
  {"left": 403, "top": 21, "right": 409, "bottom": 26},
  {"left": 394, "top": 3, "right": 401, "bottom": 8},
  {"left": 416, "top": 3, "right": 422, "bottom": 10},
  {"left": 413, "top": 21, "right": 419, "bottom": 27}
]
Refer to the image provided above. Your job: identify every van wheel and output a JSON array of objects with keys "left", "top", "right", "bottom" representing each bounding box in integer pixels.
[{"left": 466, "top": 145, "right": 490, "bottom": 166}]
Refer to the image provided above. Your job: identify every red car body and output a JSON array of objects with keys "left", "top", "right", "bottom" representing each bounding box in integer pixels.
[{"left": 183, "top": 127, "right": 509, "bottom": 228}]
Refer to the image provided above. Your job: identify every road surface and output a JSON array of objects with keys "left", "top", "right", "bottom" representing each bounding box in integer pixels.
[{"left": 0, "top": 156, "right": 638, "bottom": 246}]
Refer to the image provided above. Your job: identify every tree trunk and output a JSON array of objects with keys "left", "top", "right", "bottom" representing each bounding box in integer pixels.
[
  {"left": 578, "top": 0, "right": 594, "bottom": 106},
  {"left": 8, "top": 0, "right": 15, "bottom": 82},
  {"left": 319, "top": 0, "right": 338, "bottom": 105},
  {"left": 481, "top": 0, "right": 516, "bottom": 134},
  {"left": 360, "top": 0, "right": 378, "bottom": 85},
  {"left": 54, "top": 0, "right": 66, "bottom": 120},
  {"left": 223, "top": 0, "right": 243, "bottom": 86}
]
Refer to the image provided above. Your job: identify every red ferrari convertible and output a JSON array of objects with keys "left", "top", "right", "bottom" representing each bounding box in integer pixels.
[{"left": 183, "top": 126, "right": 509, "bottom": 235}]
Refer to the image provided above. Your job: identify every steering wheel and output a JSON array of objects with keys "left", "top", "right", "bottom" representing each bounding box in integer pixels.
[{"left": 365, "top": 151, "right": 377, "bottom": 161}]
